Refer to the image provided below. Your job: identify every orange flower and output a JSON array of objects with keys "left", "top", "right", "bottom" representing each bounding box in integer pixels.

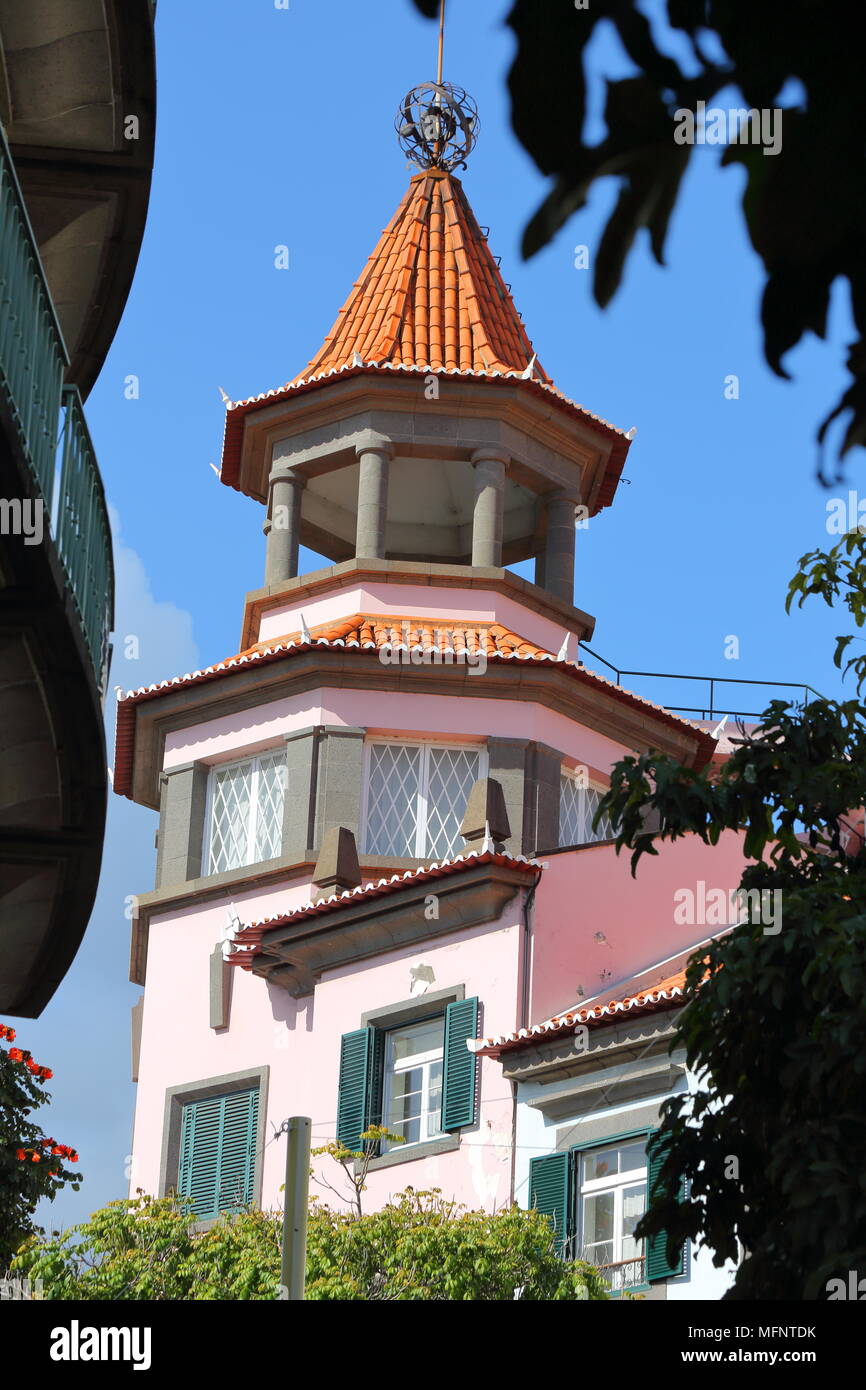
[
  {"left": 8, "top": 1048, "right": 23, "bottom": 1062},
  {"left": 40, "top": 1068, "right": 53, "bottom": 1080},
  {"left": 31, "top": 1153, "right": 40, "bottom": 1163},
  {"left": 15, "top": 1149, "right": 26, "bottom": 1160}
]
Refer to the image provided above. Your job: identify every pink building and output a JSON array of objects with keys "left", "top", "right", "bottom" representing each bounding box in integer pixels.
[{"left": 116, "top": 84, "right": 746, "bottom": 1297}]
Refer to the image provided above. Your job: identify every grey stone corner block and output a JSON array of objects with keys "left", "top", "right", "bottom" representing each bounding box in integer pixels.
[
  {"left": 312, "top": 825, "right": 361, "bottom": 899},
  {"left": 460, "top": 776, "right": 511, "bottom": 849}
]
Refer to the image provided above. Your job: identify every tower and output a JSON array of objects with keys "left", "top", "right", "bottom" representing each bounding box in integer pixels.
[{"left": 116, "top": 76, "right": 725, "bottom": 1267}]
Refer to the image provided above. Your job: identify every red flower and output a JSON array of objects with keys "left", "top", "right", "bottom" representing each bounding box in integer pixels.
[
  {"left": 15, "top": 1149, "right": 26, "bottom": 1160},
  {"left": 0, "top": 1024, "right": 16, "bottom": 1041},
  {"left": 69, "top": 1152, "right": 79, "bottom": 1164},
  {"left": 31, "top": 1153, "right": 40, "bottom": 1163},
  {"left": 40, "top": 1068, "right": 53, "bottom": 1080},
  {"left": 8, "top": 1048, "right": 23, "bottom": 1062}
]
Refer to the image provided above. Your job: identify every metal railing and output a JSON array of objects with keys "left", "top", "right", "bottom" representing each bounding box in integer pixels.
[
  {"left": 578, "top": 642, "right": 824, "bottom": 722},
  {"left": 0, "top": 123, "right": 114, "bottom": 696},
  {"left": 54, "top": 387, "right": 114, "bottom": 693}
]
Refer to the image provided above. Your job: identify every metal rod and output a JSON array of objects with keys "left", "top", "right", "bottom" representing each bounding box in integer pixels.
[
  {"left": 280, "top": 1116, "right": 311, "bottom": 1301},
  {"left": 437, "top": 0, "right": 446, "bottom": 84}
]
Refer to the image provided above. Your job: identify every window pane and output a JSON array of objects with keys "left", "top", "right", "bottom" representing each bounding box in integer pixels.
[
  {"left": 583, "top": 1145, "right": 620, "bottom": 1182},
  {"left": 585, "top": 786, "right": 612, "bottom": 842},
  {"left": 424, "top": 747, "right": 480, "bottom": 858},
  {"left": 254, "top": 753, "right": 286, "bottom": 862},
  {"left": 209, "top": 762, "right": 253, "bottom": 872},
  {"left": 619, "top": 1141, "right": 646, "bottom": 1175},
  {"left": 427, "top": 1058, "right": 443, "bottom": 1131},
  {"left": 559, "top": 775, "right": 612, "bottom": 846},
  {"left": 387, "top": 1065, "right": 424, "bottom": 1144},
  {"left": 391, "top": 1018, "right": 445, "bottom": 1062},
  {"left": 365, "top": 744, "right": 421, "bottom": 856},
  {"left": 622, "top": 1183, "right": 646, "bottom": 1262},
  {"left": 583, "top": 1190, "right": 615, "bottom": 1247},
  {"left": 559, "top": 774, "right": 583, "bottom": 846}
]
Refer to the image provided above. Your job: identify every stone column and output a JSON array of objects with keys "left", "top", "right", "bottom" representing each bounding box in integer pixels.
[
  {"left": 471, "top": 447, "right": 507, "bottom": 567},
  {"left": 544, "top": 490, "right": 577, "bottom": 605},
  {"left": 265, "top": 471, "right": 304, "bottom": 585},
  {"left": 355, "top": 440, "right": 392, "bottom": 559}
]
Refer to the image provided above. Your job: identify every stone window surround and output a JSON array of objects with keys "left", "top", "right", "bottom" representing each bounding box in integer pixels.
[
  {"left": 159, "top": 1066, "right": 269, "bottom": 1227},
  {"left": 356, "top": 985, "right": 466, "bottom": 1173},
  {"left": 358, "top": 736, "right": 489, "bottom": 859},
  {"left": 201, "top": 747, "right": 287, "bottom": 877}
]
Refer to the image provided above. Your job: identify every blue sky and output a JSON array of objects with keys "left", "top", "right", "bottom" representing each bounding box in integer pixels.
[{"left": 16, "top": 0, "right": 861, "bottom": 1232}]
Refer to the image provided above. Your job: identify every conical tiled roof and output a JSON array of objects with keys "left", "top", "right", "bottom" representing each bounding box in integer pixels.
[
  {"left": 290, "top": 168, "right": 550, "bottom": 382},
  {"left": 220, "top": 169, "right": 630, "bottom": 497}
]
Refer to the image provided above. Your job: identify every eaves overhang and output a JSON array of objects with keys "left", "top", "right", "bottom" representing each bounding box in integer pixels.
[
  {"left": 228, "top": 851, "right": 542, "bottom": 997},
  {"left": 114, "top": 642, "right": 717, "bottom": 808},
  {"left": 219, "top": 366, "right": 629, "bottom": 515}
]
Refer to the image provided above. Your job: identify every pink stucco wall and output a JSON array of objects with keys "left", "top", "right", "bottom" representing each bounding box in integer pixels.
[
  {"left": 130, "top": 889, "right": 524, "bottom": 1214},
  {"left": 529, "top": 831, "right": 749, "bottom": 1021},
  {"left": 163, "top": 687, "right": 625, "bottom": 787}
]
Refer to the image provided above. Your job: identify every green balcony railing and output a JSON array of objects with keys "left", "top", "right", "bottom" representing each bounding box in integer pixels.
[
  {"left": 55, "top": 387, "right": 115, "bottom": 693},
  {"left": 0, "top": 122, "right": 67, "bottom": 502},
  {"left": 0, "top": 122, "right": 114, "bottom": 697}
]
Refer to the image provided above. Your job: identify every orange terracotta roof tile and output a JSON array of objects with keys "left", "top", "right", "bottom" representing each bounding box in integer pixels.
[
  {"left": 290, "top": 170, "right": 548, "bottom": 384},
  {"left": 244, "top": 615, "right": 555, "bottom": 660},
  {"left": 472, "top": 968, "right": 689, "bottom": 1057},
  {"left": 219, "top": 172, "right": 632, "bottom": 503}
]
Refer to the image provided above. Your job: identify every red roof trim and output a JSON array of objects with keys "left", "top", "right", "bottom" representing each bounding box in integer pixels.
[
  {"left": 473, "top": 968, "right": 689, "bottom": 1057},
  {"left": 226, "top": 849, "right": 543, "bottom": 967}
]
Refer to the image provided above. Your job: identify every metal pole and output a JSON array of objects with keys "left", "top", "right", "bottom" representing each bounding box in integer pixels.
[
  {"left": 280, "top": 1116, "right": 311, "bottom": 1300},
  {"left": 437, "top": 0, "right": 446, "bottom": 84}
]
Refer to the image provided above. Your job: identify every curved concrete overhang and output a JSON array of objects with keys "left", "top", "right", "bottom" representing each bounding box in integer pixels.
[
  {"left": 0, "top": 437, "right": 108, "bottom": 1017},
  {"left": 0, "top": 0, "right": 157, "bottom": 397}
]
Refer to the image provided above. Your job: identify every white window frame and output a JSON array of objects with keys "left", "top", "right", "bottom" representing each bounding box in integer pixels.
[
  {"left": 360, "top": 738, "right": 488, "bottom": 859},
  {"left": 559, "top": 767, "right": 612, "bottom": 847},
  {"left": 204, "top": 749, "right": 286, "bottom": 875},
  {"left": 381, "top": 1017, "right": 445, "bottom": 1152},
  {"left": 577, "top": 1140, "right": 648, "bottom": 1291}
]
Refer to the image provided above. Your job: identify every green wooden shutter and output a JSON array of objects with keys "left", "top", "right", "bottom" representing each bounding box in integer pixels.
[
  {"left": 178, "top": 1087, "right": 258, "bottom": 1219},
  {"left": 645, "top": 1129, "right": 686, "bottom": 1282},
  {"left": 336, "top": 1027, "right": 382, "bottom": 1152},
  {"left": 218, "top": 1088, "right": 259, "bottom": 1211},
  {"left": 441, "top": 996, "right": 479, "bottom": 1131},
  {"left": 529, "top": 1151, "right": 572, "bottom": 1255}
]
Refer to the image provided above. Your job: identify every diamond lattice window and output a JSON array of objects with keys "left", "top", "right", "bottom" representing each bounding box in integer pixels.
[
  {"left": 559, "top": 773, "right": 612, "bottom": 847},
  {"left": 364, "top": 742, "right": 484, "bottom": 859},
  {"left": 208, "top": 752, "right": 287, "bottom": 874}
]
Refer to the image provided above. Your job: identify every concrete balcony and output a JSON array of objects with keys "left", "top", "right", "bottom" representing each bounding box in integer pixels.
[{"left": 0, "top": 121, "right": 114, "bottom": 1016}]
